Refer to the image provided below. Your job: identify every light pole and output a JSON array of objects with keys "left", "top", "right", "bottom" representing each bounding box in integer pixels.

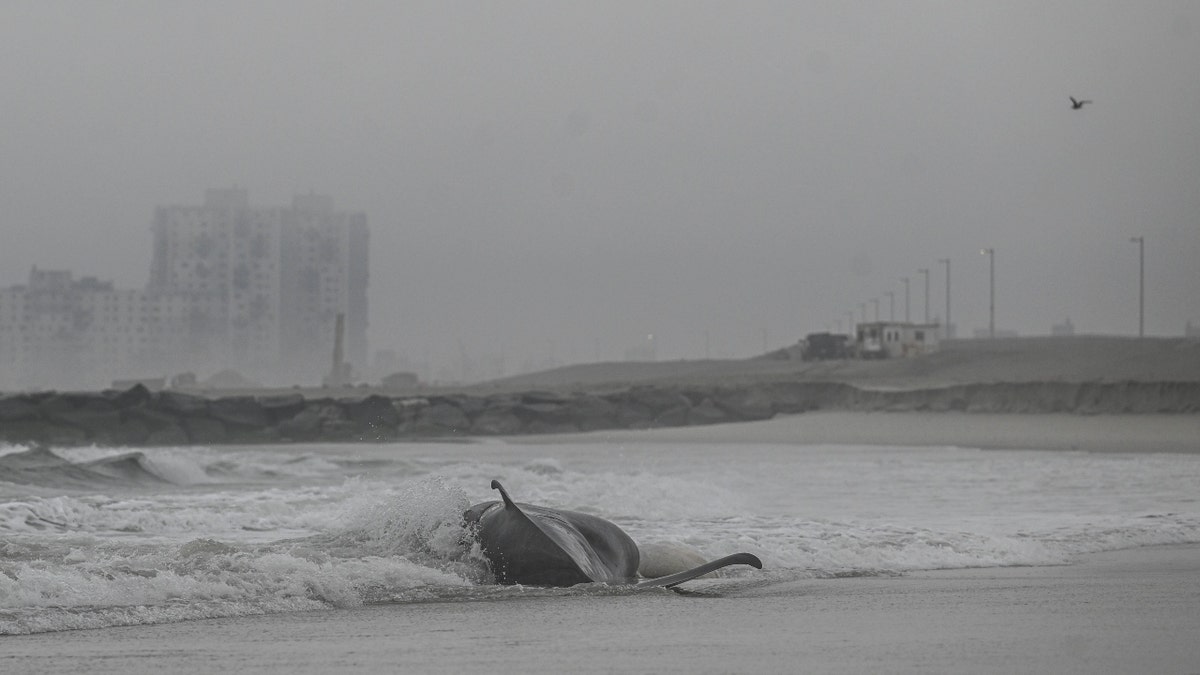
[
  {"left": 901, "top": 277, "right": 910, "bottom": 323},
  {"left": 846, "top": 311, "right": 855, "bottom": 337},
  {"left": 918, "top": 268, "right": 930, "bottom": 324},
  {"left": 885, "top": 291, "right": 895, "bottom": 321},
  {"left": 981, "top": 248, "right": 995, "bottom": 338},
  {"left": 938, "top": 258, "right": 951, "bottom": 338},
  {"left": 1130, "top": 237, "right": 1144, "bottom": 337}
]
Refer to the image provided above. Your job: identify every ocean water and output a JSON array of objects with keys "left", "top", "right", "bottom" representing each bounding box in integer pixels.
[{"left": 2, "top": 437, "right": 1199, "bottom": 636}]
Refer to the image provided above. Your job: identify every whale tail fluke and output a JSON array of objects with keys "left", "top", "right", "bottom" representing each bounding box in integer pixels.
[{"left": 636, "top": 552, "right": 763, "bottom": 589}]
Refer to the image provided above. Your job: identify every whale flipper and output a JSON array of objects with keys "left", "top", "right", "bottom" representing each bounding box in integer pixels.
[{"left": 636, "top": 552, "right": 763, "bottom": 589}]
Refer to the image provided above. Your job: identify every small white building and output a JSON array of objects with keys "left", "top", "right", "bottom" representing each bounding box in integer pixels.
[{"left": 855, "top": 321, "right": 940, "bottom": 359}]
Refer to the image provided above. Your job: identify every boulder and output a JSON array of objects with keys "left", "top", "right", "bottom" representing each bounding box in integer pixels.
[
  {"left": 567, "top": 394, "right": 618, "bottom": 431},
  {"left": 688, "top": 398, "right": 731, "bottom": 425},
  {"left": 611, "top": 400, "right": 656, "bottom": 429},
  {"left": 470, "top": 407, "right": 524, "bottom": 435},
  {"left": 208, "top": 396, "right": 270, "bottom": 429},
  {"left": 0, "top": 396, "right": 39, "bottom": 423},
  {"left": 0, "top": 419, "right": 52, "bottom": 444},
  {"left": 146, "top": 424, "right": 189, "bottom": 445},
  {"left": 123, "top": 405, "right": 183, "bottom": 431},
  {"left": 94, "top": 417, "right": 152, "bottom": 446},
  {"left": 36, "top": 393, "right": 86, "bottom": 420},
  {"left": 342, "top": 395, "right": 401, "bottom": 429},
  {"left": 276, "top": 402, "right": 345, "bottom": 441},
  {"left": 183, "top": 417, "right": 227, "bottom": 444},
  {"left": 257, "top": 394, "right": 307, "bottom": 423},
  {"left": 654, "top": 404, "right": 691, "bottom": 428},
  {"left": 61, "top": 409, "right": 125, "bottom": 442},
  {"left": 155, "top": 391, "right": 209, "bottom": 416},
  {"left": 513, "top": 402, "right": 574, "bottom": 427},
  {"left": 624, "top": 387, "right": 693, "bottom": 416},
  {"left": 708, "top": 386, "right": 776, "bottom": 421},
  {"left": 520, "top": 390, "right": 573, "bottom": 405},
  {"left": 413, "top": 402, "right": 470, "bottom": 434},
  {"left": 41, "top": 424, "right": 89, "bottom": 446},
  {"left": 440, "top": 394, "right": 491, "bottom": 418},
  {"left": 106, "top": 383, "right": 154, "bottom": 409},
  {"left": 226, "top": 426, "right": 284, "bottom": 444}
]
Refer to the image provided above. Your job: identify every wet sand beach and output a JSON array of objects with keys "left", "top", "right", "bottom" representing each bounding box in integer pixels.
[
  {"left": 5, "top": 545, "right": 1197, "bottom": 675},
  {"left": 525, "top": 411, "right": 1200, "bottom": 453}
]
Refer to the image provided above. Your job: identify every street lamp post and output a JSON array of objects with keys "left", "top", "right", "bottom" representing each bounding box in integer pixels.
[
  {"left": 938, "top": 258, "right": 951, "bottom": 338},
  {"left": 981, "top": 248, "right": 995, "bottom": 338},
  {"left": 1130, "top": 237, "right": 1144, "bottom": 337},
  {"left": 918, "top": 268, "right": 930, "bottom": 324},
  {"left": 901, "top": 277, "right": 911, "bottom": 323}
]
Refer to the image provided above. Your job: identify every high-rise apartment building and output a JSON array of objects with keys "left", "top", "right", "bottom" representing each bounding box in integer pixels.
[
  {"left": 149, "top": 188, "right": 285, "bottom": 373},
  {"left": 0, "top": 189, "right": 368, "bottom": 390},
  {"left": 148, "top": 188, "right": 369, "bottom": 383},
  {"left": 278, "top": 192, "right": 370, "bottom": 379}
]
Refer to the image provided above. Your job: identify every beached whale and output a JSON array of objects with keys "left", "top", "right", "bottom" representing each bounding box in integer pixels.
[{"left": 463, "top": 480, "right": 762, "bottom": 588}]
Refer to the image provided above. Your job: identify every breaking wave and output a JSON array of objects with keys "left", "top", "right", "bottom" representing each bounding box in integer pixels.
[{"left": 2, "top": 440, "right": 1199, "bottom": 635}]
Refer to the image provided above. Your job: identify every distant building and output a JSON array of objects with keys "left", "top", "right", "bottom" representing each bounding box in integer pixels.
[
  {"left": 0, "top": 267, "right": 190, "bottom": 389},
  {"left": 800, "top": 332, "right": 850, "bottom": 361},
  {"left": 149, "top": 187, "right": 284, "bottom": 372},
  {"left": 277, "top": 192, "right": 369, "bottom": 381},
  {"left": 148, "top": 188, "right": 368, "bottom": 384},
  {"left": 0, "top": 189, "right": 369, "bottom": 390},
  {"left": 855, "top": 321, "right": 940, "bottom": 359},
  {"left": 381, "top": 371, "right": 419, "bottom": 390}
]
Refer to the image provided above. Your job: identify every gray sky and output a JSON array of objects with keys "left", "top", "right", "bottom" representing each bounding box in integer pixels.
[{"left": 3, "top": 1, "right": 1198, "bottom": 380}]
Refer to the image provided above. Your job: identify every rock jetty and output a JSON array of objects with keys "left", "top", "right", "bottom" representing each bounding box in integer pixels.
[{"left": 1, "top": 380, "right": 1198, "bottom": 447}]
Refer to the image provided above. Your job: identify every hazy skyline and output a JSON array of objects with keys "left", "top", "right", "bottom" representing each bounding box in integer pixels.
[{"left": 3, "top": 1, "right": 1198, "bottom": 382}]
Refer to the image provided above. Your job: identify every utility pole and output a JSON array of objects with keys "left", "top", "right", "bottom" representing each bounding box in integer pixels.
[
  {"left": 1130, "top": 237, "right": 1145, "bottom": 337},
  {"left": 981, "top": 248, "right": 995, "bottom": 338},
  {"left": 918, "top": 268, "right": 930, "bottom": 323},
  {"left": 938, "top": 258, "right": 951, "bottom": 338}
]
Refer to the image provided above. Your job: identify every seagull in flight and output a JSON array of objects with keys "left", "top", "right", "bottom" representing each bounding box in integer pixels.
[{"left": 1069, "top": 96, "right": 1092, "bottom": 110}]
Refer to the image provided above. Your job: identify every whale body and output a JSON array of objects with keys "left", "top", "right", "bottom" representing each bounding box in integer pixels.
[{"left": 464, "top": 480, "right": 762, "bottom": 588}]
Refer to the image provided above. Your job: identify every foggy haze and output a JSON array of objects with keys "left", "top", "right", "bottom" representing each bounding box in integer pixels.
[{"left": 2, "top": 1, "right": 1198, "bottom": 385}]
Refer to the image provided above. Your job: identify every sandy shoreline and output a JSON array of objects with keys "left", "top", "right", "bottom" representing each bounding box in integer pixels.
[
  {"left": 4, "top": 544, "right": 1197, "bottom": 674},
  {"left": 519, "top": 411, "right": 1200, "bottom": 453}
]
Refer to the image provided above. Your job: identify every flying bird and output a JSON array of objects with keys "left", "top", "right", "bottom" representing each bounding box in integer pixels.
[{"left": 1069, "top": 96, "right": 1092, "bottom": 110}]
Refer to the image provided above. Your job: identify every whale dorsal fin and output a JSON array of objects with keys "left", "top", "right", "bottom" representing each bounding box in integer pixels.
[
  {"left": 636, "top": 552, "right": 763, "bottom": 589},
  {"left": 491, "top": 479, "right": 519, "bottom": 510},
  {"left": 488, "top": 480, "right": 615, "bottom": 583}
]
